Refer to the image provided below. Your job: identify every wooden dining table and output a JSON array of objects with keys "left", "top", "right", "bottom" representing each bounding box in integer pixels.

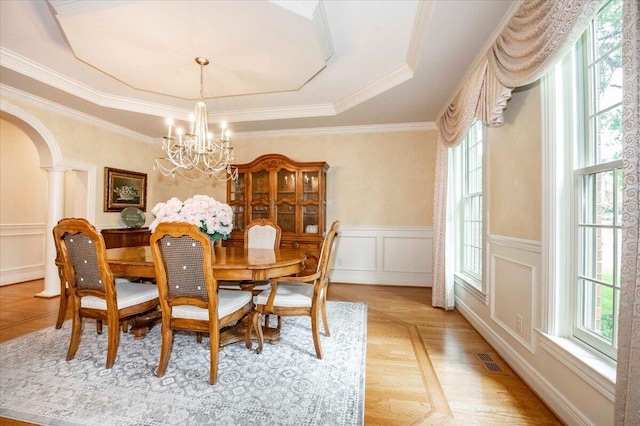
[
  {"left": 107, "top": 245, "right": 307, "bottom": 281},
  {"left": 107, "top": 245, "right": 306, "bottom": 344}
]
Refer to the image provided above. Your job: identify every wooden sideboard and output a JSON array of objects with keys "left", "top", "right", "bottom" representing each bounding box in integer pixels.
[{"left": 101, "top": 227, "right": 151, "bottom": 248}]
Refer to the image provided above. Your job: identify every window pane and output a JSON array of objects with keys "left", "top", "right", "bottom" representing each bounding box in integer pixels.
[
  {"left": 615, "top": 228, "right": 621, "bottom": 287},
  {"left": 596, "top": 170, "right": 615, "bottom": 226},
  {"left": 595, "top": 106, "right": 623, "bottom": 164},
  {"left": 594, "top": 52, "right": 622, "bottom": 111},
  {"left": 580, "top": 174, "right": 596, "bottom": 224},
  {"left": 597, "top": 228, "right": 615, "bottom": 285},
  {"left": 578, "top": 279, "right": 614, "bottom": 342},
  {"left": 594, "top": 0, "right": 623, "bottom": 59},
  {"left": 616, "top": 168, "right": 623, "bottom": 225}
]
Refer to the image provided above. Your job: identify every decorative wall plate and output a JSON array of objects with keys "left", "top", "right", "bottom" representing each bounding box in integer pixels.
[{"left": 121, "top": 207, "right": 146, "bottom": 228}]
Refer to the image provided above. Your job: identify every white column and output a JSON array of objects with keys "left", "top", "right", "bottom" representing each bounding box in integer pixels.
[{"left": 36, "top": 167, "right": 66, "bottom": 298}]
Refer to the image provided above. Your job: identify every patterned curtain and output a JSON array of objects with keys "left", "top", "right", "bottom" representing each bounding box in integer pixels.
[
  {"left": 432, "top": 0, "right": 603, "bottom": 309},
  {"left": 615, "top": 2, "right": 640, "bottom": 424}
]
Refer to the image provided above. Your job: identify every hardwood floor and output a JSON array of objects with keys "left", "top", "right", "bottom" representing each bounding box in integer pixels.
[{"left": 0, "top": 280, "right": 562, "bottom": 425}]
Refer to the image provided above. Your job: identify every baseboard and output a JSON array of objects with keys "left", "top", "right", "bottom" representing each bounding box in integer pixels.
[
  {"left": 455, "top": 296, "right": 591, "bottom": 425},
  {"left": 0, "top": 265, "right": 44, "bottom": 286}
]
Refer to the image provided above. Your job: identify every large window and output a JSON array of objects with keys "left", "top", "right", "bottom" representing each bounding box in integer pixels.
[
  {"left": 545, "top": 0, "right": 622, "bottom": 360},
  {"left": 574, "top": 0, "right": 623, "bottom": 359},
  {"left": 455, "top": 120, "right": 484, "bottom": 285}
]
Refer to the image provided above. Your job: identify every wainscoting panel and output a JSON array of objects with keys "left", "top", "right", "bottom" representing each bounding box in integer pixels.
[
  {"left": 488, "top": 235, "right": 541, "bottom": 353},
  {"left": 0, "top": 224, "right": 46, "bottom": 286},
  {"left": 331, "top": 226, "right": 432, "bottom": 286}
]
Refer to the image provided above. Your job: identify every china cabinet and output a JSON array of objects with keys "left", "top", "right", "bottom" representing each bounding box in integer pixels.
[{"left": 225, "top": 154, "right": 329, "bottom": 273}]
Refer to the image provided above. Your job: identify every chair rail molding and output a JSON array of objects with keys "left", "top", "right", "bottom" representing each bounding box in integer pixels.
[{"left": 330, "top": 226, "right": 433, "bottom": 286}]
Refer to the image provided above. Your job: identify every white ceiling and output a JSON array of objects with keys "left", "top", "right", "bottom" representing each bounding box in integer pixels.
[{"left": 0, "top": 0, "right": 517, "bottom": 138}]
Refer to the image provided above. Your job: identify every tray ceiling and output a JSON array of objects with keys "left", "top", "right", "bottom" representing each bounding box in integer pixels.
[{"left": 0, "top": 0, "right": 516, "bottom": 136}]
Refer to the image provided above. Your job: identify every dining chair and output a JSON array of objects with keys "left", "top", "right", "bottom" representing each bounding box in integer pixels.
[
  {"left": 252, "top": 220, "right": 340, "bottom": 359},
  {"left": 219, "top": 219, "right": 282, "bottom": 293},
  {"left": 53, "top": 218, "right": 160, "bottom": 369},
  {"left": 150, "top": 222, "right": 254, "bottom": 385}
]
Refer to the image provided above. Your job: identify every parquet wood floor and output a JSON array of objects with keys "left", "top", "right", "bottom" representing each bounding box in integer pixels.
[{"left": 0, "top": 280, "right": 563, "bottom": 425}]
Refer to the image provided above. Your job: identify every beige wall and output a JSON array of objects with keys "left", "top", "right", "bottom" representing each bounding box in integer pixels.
[
  {"left": 232, "top": 129, "right": 438, "bottom": 227},
  {"left": 0, "top": 119, "right": 47, "bottom": 224},
  {"left": 487, "top": 82, "right": 542, "bottom": 240},
  {"left": 1, "top": 95, "right": 437, "bottom": 230}
]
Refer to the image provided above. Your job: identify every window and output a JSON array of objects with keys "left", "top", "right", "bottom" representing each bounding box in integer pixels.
[
  {"left": 454, "top": 120, "right": 484, "bottom": 286},
  {"left": 574, "top": 0, "right": 623, "bottom": 359},
  {"left": 544, "top": 0, "right": 623, "bottom": 360}
]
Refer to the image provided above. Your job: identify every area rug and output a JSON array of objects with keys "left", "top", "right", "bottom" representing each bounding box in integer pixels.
[{"left": 0, "top": 301, "right": 366, "bottom": 426}]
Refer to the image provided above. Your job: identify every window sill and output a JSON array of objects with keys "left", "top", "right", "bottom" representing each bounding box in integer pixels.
[
  {"left": 537, "top": 331, "right": 616, "bottom": 402},
  {"left": 454, "top": 272, "right": 487, "bottom": 305}
]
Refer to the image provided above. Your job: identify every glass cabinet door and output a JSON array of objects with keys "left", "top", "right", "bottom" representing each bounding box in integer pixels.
[
  {"left": 229, "top": 173, "right": 245, "bottom": 201},
  {"left": 276, "top": 169, "right": 296, "bottom": 201},
  {"left": 302, "top": 171, "right": 320, "bottom": 234},
  {"left": 302, "top": 171, "right": 319, "bottom": 201},
  {"left": 277, "top": 203, "right": 296, "bottom": 233},
  {"left": 251, "top": 170, "right": 269, "bottom": 202},
  {"left": 232, "top": 205, "right": 244, "bottom": 231},
  {"left": 250, "top": 170, "right": 270, "bottom": 221},
  {"left": 275, "top": 169, "right": 296, "bottom": 232}
]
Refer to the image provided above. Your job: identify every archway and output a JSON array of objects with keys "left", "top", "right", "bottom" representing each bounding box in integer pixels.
[{"left": 0, "top": 99, "right": 96, "bottom": 297}]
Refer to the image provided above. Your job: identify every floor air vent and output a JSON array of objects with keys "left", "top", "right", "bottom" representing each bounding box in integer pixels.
[{"left": 476, "top": 353, "right": 509, "bottom": 375}]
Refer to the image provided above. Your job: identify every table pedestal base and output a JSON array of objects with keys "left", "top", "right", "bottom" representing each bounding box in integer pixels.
[
  {"left": 220, "top": 313, "right": 281, "bottom": 350},
  {"left": 127, "top": 308, "right": 162, "bottom": 339}
]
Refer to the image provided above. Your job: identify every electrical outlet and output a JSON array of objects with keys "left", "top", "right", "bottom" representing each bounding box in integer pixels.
[
  {"left": 516, "top": 315, "right": 523, "bottom": 334},
  {"left": 337, "top": 258, "right": 343, "bottom": 266}
]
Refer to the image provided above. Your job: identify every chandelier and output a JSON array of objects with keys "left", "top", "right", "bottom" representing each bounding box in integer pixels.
[{"left": 154, "top": 57, "right": 238, "bottom": 181}]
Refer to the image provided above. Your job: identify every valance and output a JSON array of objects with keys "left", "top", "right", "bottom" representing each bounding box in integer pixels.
[{"left": 436, "top": 0, "right": 603, "bottom": 147}]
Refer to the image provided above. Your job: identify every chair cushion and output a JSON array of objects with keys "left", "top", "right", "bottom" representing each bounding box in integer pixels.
[
  {"left": 254, "top": 282, "right": 313, "bottom": 307},
  {"left": 81, "top": 281, "right": 158, "bottom": 310},
  {"left": 172, "top": 289, "right": 252, "bottom": 320}
]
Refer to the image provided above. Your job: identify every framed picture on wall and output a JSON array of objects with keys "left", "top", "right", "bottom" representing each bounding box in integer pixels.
[{"left": 104, "top": 167, "right": 147, "bottom": 212}]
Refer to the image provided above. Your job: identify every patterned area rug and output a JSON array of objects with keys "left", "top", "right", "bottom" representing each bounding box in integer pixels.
[{"left": 0, "top": 301, "right": 366, "bottom": 426}]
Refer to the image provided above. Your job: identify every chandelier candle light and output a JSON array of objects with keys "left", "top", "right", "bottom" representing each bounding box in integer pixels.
[{"left": 154, "top": 57, "right": 238, "bottom": 181}]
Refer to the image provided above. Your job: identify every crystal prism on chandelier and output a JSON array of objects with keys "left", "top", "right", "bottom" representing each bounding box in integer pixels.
[{"left": 154, "top": 57, "right": 238, "bottom": 181}]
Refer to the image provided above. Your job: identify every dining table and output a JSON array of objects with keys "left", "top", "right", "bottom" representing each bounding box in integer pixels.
[
  {"left": 107, "top": 245, "right": 307, "bottom": 344},
  {"left": 107, "top": 245, "right": 306, "bottom": 281}
]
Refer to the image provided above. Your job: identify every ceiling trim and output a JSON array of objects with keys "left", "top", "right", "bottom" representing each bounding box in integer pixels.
[
  {"left": 269, "top": 0, "right": 319, "bottom": 20},
  {"left": 2, "top": 81, "right": 436, "bottom": 144},
  {"left": 48, "top": 0, "right": 136, "bottom": 16},
  {"left": 0, "top": 83, "right": 155, "bottom": 145},
  {"left": 406, "top": 0, "right": 436, "bottom": 70},
  {"left": 218, "top": 103, "right": 336, "bottom": 123},
  {"left": 236, "top": 121, "right": 437, "bottom": 139},
  {"left": 334, "top": 64, "right": 414, "bottom": 115}
]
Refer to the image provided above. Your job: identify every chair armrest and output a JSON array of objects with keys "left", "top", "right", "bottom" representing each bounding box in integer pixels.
[
  {"left": 270, "top": 271, "right": 320, "bottom": 285},
  {"left": 261, "top": 272, "right": 319, "bottom": 310}
]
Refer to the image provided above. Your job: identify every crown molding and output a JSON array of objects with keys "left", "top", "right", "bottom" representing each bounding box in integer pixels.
[
  {"left": 236, "top": 121, "right": 437, "bottom": 138},
  {"left": 0, "top": 84, "right": 155, "bottom": 144},
  {"left": 214, "top": 103, "right": 337, "bottom": 123},
  {"left": 269, "top": 0, "right": 319, "bottom": 20},
  {"left": 406, "top": 0, "right": 436, "bottom": 70},
  {"left": 2, "top": 44, "right": 415, "bottom": 125},
  {"left": 334, "top": 64, "right": 414, "bottom": 114},
  {"left": 48, "top": 0, "right": 135, "bottom": 15}
]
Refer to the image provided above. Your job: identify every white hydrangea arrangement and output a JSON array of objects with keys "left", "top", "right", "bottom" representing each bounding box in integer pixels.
[{"left": 149, "top": 195, "right": 233, "bottom": 242}]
